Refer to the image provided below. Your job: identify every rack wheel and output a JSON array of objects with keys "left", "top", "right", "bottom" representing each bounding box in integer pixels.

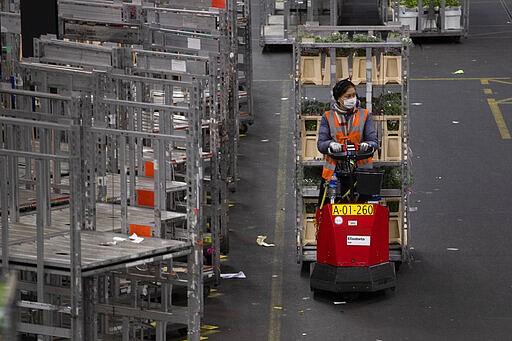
[
  {"left": 239, "top": 123, "right": 248, "bottom": 134},
  {"left": 204, "top": 285, "right": 211, "bottom": 300}
]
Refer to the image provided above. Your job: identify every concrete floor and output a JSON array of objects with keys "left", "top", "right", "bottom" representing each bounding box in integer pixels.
[{"left": 200, "top": 0, "right": 512, "bottom": 340}]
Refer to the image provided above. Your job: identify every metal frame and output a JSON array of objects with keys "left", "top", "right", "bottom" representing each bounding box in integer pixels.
[
  {"left": 260, "top": 0, "right": 340, "bottom": 47},
  {"left": 1, "top": 1, "right": 250, "bottom": 339},
  {"left": 389, "top": 0, "right": 469, "bottom": 38},
  {"left": 292, "top": 25, "right": 412, "bottom": 265}
]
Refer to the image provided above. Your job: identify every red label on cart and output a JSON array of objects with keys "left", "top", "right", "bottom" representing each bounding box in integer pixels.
[{"left": 332, "top": 204, "right": 374, "bottom": 216}]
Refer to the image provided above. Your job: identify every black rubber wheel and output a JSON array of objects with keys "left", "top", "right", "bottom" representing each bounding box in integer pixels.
[
  {"left": 228, "top": 182, "right": 237, "bottom": 193},
  {"left": 203, "top": 285, "right": 211, "bottom": 300},
  {"left": 220, "top": 230, "right": 229, "bottom": 255},
  {"left": 239, "top": 123, "right": 249, "bottom": 134}
]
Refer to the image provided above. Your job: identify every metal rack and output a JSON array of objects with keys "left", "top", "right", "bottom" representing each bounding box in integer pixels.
[
  {"left": 0, "top": 0, "right": 250, "bottom": 339},
  {"left": 260, "top": 0, "right": 339, "bottom": 47},
  {"left": 292, "top": 25, "right": 413, "bottom": 267},
  {"left": 0, "top": 70, "right": 205, "bottom": 340},
  {"left": 387, "top": 0, "right": 469, "bottom": 39},
  {"left": 237, "top": 0, "right": 254, "bottom": 134}
]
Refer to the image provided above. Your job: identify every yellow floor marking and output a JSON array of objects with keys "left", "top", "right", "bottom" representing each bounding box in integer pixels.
[
  {"left": 488, "top": 79, "right": 512, "bottom": 85},
  {"left": 268, "top": 84, "right": 288, "bottom": 341},
  {"left": 412, "top": 77, "right": 511, "bottom": 82},
  {"left": 496, "top": 97, "right": 512, "bottom": 105},
  {"left": 484, "top": 88, "right": 493, "bottom": 95},
  {"left": 487, "top": 98, "right": 511, "bottom": 139}
]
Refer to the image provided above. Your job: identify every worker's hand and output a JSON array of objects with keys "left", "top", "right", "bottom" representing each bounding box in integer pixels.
[
  {"left": 359, "top": 142, "right": 372, "bottom": 152},
  {"left": 329, "top": 142, "right": 343, "bottom": 153}
]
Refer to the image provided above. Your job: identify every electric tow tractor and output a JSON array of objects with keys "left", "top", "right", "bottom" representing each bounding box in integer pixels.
[{"left": 310, "top": 142, "right": 397, "bottom": 294}]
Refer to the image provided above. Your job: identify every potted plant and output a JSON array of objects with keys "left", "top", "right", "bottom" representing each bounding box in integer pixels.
[
  {"left": 444, "top": 0, "right": 462, "bottom": 29},
  {"left": 399, "top": 0, "right": 419, "bottom": 31}
]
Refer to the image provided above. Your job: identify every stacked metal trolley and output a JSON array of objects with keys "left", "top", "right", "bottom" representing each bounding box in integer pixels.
[
  {"left": 292, "top": 24, "right": 413, "bottom": 270},
  {"left": 386, "top": 0, "right": 469, "bottom": 39},
  {"left": 260, "top": 0, "right": 340, "bottom": 46},
  {"left": 0, "top": 0, "right": 251, "bottom": 340},
  {"left": 260, "top": 0, "right": 469, "bottom": 47}
]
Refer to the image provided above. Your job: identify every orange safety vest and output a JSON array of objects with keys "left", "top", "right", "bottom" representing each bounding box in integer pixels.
[{"left": 321, "top": 108, "right": 372, "bottom": 180}]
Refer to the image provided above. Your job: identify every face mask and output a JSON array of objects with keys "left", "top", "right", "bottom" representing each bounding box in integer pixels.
[{"left": 343, "top": 97, "right": 357, "bottom": 109}]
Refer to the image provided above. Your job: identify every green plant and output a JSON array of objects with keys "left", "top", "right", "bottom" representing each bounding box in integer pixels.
[
  {"left": 445, "top": 0, "right": 460, "bottom": 7},
  {"left": 386, "top": 200, "right": 400, "bottom": 213},
  {"left": 302, "top": 166, "right": 323, "bottom": 189},
  {"left": 381, "top": 166, "right": 403, "bottom": 189},
  {"left": 373, "top": 92, "right": 402, "bottom": 116},
  {"left": 300, "top": 33, "right": 323, "bottom": 43},
  {"left": 400, "top": 0, "right": 418, "bottom": 8},
  {"left": 304, "top": 119, "right": 318, "bottom": 131},
  {"left": 352, "top": 33, "right": 383, "bottom": 43},
  {"left": 323, "top": 32, "right": 350, "bottom": 43},
  {"left": 422, "top": 0, "right": 441, "bottom": 8},
  {"left": 304, "top": 202, "right": 318, "bottom": 214},
  {"left": 301, "top": 99, "right": 330, "bottom": 116}
]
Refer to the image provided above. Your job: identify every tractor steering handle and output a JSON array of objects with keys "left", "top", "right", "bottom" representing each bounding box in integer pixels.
[{"left": 328, "top": 144, "right": 375, "bottom": 161}]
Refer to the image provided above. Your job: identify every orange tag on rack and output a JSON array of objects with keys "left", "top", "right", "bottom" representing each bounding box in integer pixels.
[
  {"left": 136, "top": 189, "right": 154, "bottom": 207},
  {"left": 212, "top": 0, "right": 226, "bottom": 8},
  {"left": 130, "top": 224, "right": 152, "bottom": 237},
  {"left": 144, "top": 161, "right": 154, "bottom": 177}
]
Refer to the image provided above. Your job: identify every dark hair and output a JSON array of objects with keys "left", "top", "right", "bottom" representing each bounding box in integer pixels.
[{"left": 332, "top": 79, "right": 356, "bottom": 101}]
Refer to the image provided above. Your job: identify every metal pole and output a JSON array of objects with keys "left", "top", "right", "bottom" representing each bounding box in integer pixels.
[
  {"left": 119, "top": 135, "right": 128, "bottom": 234},
  {"left": 330, "top": 0, "right": 337, "bottom": 26},
  {"left": 0, "top": 157, "right": 9, "bottom": 275},
  {"left": 7, "top": 125, "right": 19, "bottom": 222},
  {"left": 187, "top": 80, "right": 203, "bottom": 341},
  {"left": 154, "top": 138, "right": 165, "bottom": 237},
  {"left": 69, "top": 124, "right": 83, "bottom": 340},
  {"left": 365, "top": 47, "right": 373, "bottom": 112}
]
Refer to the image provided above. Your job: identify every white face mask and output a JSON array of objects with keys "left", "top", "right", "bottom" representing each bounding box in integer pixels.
[{"left": 343, "top": 97, "right": 357, "bottom": 109}]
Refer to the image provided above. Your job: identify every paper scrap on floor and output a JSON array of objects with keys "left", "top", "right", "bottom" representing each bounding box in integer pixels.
[
  {"left": 257, "top": 235, "right": 275, "bottom": 247},
  {"left": 220, "top": 271, "right": 246, "bottom": 279},
  {"left": 129, "top": 233, "right": 144, "bottom": 244}
]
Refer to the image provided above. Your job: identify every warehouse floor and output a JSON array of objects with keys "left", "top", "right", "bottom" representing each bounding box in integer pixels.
[{"left": 182, "top": 0, "right": 512, "bottom": 340}]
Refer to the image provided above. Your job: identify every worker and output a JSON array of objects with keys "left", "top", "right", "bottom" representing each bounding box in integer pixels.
[{"left": 317, "top": 78, "right": 378, "bottom": 204}]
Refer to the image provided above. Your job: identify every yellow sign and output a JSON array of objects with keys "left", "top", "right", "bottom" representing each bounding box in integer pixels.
[{"left": 332, "top": 204, "right": 374, "bottom": 216}]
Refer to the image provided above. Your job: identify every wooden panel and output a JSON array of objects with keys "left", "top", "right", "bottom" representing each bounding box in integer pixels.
[
  {"left": 302, "top": 136, "right": 323, "bottom": 161},
  {"left": 351, "top": 56, "right": 379, "bottom": 85},
  {"left": 380, "top": 55, "right": 402, "bottom": 85},
  {"left": 323, "top": 57, "right": 350, "bottom": 85},
  {"left": 300, "top": 56, "right": 322, "bottom": 85},
  {"left": 388, "top": 216, "right": 402, "bottom": 245},
  {"left": 303, "top": 215, "right": 317, "bottom": 246},
  {"left": 382, "top": 135, "right": 402, "bottom": 161},
  {"left": 301, "top": 116, "right": 323, "bottom": 161}
]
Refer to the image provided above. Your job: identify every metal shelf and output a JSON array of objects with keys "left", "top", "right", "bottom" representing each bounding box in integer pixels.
[{"left": 0, "top": 1, "right": 250, "bottom": 339}]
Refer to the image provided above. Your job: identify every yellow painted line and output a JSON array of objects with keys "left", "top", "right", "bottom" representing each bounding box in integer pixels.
[
  {"left": 487, "top": 98, "right": 511, "bottom": 139},
  {"left": 268, "top": 84, "right": 288, "bottom": 341},
  {"left": 412, "top": 77, "right": 511, "bottom": 82},
  {"left": 483, "top": 88, "right": 493, "bottom": 95},
  {"left": 496, "top": 97, "right": 512, "bottom": 105},
  {"left": 488, "top": 79, "right": 512, "bottom": 85}
]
